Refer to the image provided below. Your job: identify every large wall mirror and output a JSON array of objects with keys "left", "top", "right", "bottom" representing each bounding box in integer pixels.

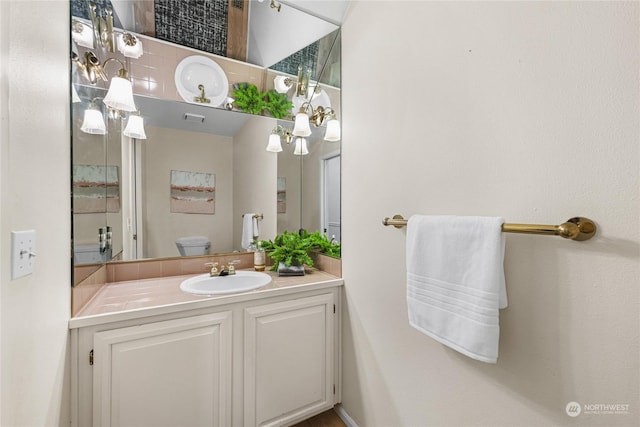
[{"left": 71, "top": 0, "right": 342, "bottom": 284}]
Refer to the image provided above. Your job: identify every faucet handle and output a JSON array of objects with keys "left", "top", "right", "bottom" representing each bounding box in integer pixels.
[
  {"left": 228, "top": 260, "right": 240, "bottom": 274},
  {"left": 204, "top": 262, "right": 219, "bottom": 275}
]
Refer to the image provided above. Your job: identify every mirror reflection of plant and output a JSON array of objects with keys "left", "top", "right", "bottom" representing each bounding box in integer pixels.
[
  {"left": 264, "top": 90, "right": 294, "bottom": 119},
  {"left": 300, "top": 230, "right": 341, "bottom": 258},
  {"left": 232, "top": 83, "right": 267, "bottom": 115}
]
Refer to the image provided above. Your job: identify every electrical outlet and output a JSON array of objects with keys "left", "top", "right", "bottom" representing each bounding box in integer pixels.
[{"left": 11, "top": 230, "right": 36, "bottom": 280}]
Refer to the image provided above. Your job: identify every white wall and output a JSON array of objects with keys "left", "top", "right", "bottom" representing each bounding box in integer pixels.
[
  {"left": 0, "top": 1, "right": 71, "bottom": 426},
  {"left": 341, "top": 2, "right": 639, "bottom": 426},
  {"left": 141, "top": 126, "right": 234, "bottom": 257},
  {"left": 232, "top": 116, "right": 278, "bottom": 249}
]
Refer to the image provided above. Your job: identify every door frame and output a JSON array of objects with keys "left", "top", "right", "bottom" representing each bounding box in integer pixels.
[{"left": 320, "top": 150, "right": 340, "bottom": 240}]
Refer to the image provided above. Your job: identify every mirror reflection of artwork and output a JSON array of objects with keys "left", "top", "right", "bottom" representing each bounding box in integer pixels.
[
  {"left": 277, "top": 177, "right": 286, "bottom": 214},
  {"left": 73, "top": 165, "right": 120, "bottom": 213},
  {"left": 170, "top": 170, "right": 215, "bottom": 214}
]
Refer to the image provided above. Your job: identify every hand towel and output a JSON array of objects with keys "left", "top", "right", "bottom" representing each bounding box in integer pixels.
[
  {"left": 406, "top": 215, "right": 507, "bottom": 363},
  {"left": 241, "top": 213, "right": 259, "bottom": 250}
]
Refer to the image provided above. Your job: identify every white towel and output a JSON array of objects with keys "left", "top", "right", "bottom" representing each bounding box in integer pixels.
[
  {"left": 241, "top": 213, "right": 259, "bottom": 250},
  {"left": 406, "top": 215, "right": 507, "bottom": 363}
]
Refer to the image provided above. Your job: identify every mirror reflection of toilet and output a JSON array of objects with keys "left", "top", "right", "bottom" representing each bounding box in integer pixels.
[{"left": 175, "top": 236, "right": 210, "bottom": 256}]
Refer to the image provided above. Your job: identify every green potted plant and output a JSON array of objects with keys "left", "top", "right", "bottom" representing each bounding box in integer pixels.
[
  {"left": 264, "top": 89, "right": 294, "bottom": 119},
  {"left": 231, "top": 83, "right": 267, "bottom": 115},
  {"left": 300, "top": 230, "right": 341, "bottom": 258},
  {"left": 260, "top": 231, "right": 314, "bottom": 276}
]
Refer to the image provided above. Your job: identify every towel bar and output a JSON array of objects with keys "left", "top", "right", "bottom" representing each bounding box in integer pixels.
[
  {"left": 382, "top": 215, "right": 596, "bottom": 241},
  {"left": 242, "top": 213, "right": 263, "bottom": 220}
]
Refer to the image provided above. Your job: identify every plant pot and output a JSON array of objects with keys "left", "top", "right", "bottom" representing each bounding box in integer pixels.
[{"left": 277, "top": 261, "right": 305, "bottom": 276}]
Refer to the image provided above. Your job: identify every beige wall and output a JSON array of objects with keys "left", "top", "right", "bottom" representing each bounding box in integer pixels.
[
  {"left": 277, "top": 143, "right": 302, "bottom": 234},
  {"left": 0, "top": 1, "right": 71, "bottom": 426},
  {"left": 141, "top": 126, "right": 234, "bottom": 257},
  {"left": 341, "top": 2, "right": 639, "bottom": 426},
  {"left": 232, "top": 116, "right": 278, "bottom": 248}
]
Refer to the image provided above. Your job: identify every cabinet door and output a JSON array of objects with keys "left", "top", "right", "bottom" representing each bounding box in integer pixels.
[
  {"left": 93, "top": 312, "right": 232, "bottom": 427},
  {"left": 244, "top": 293, "right": 334, "bottom": 427}
]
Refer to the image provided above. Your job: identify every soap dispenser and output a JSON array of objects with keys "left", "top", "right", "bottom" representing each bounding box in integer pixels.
[{"left": 254, "top": 241, "right": 265, "bottom": 271}]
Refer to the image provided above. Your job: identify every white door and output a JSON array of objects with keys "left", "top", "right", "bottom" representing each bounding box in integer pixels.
[
  {"left": 244, "top": 293, "right": 335, "bottom": 427},
  {"left": 92, "top": 312, "right": 232, "bottom": 427},
  {"left": 322, "top": 154, "right": 341, "bottom": 243}
]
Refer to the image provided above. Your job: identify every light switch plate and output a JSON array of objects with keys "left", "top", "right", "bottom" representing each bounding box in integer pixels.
[{"left": 11, "top": 230, "right": 36, "bottom": 280}]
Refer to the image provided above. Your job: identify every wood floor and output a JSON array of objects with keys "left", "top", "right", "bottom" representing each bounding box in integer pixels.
[{"left": 292, "top": 409, "right": 346, "bottom": 427}]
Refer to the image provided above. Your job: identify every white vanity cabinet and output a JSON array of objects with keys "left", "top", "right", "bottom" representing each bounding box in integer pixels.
[
  {"left": 70, "top": 285, "right": 342, "bottom": 427},
  {"left": 244, "top": 293, "right": 336, "bottom": 427},
  {"left": 93, "top": 312, "right": 233, "bottom": 427}
]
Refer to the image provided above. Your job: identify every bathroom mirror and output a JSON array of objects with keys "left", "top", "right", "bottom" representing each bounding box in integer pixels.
[{"left": 71, "top": 0, "right": 341, "bottom": 280}]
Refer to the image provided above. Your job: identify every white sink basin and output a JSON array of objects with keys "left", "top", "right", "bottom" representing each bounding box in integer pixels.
[
  {"left": 175, "top": 55, "right": 229, "bottom": 107},
  {"left": 180, "top": 271, "right": 272, "bottom": 295}
]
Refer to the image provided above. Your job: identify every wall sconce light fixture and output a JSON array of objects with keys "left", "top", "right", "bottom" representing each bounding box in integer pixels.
[
  {"left": 270, "top": 0, "right": 282, "bottom": 12},
  {"left": 266, "top": 125, "right": 293, "bottom": 152},
  {"left": 292, "top": 102, "right": 341, "bottom": 141},
  {"left": 273, "top": 65, "right": 311, "bottom": 97},
  {"left": 72, "top": 19, "right": 94, "bottom": 49},
  {"left": 80, "top": 99, "right": 107, "bottom": 135},
  {"left": 123, "top": 112, "right": 147, "bottom": 139},
  {"left": 102, "top": 60, "right": 136, "bottom": 112},
  {"left": 73, "top": 52, "right": 137, "bottom": 112},
  {"left": 117, "top": 32, "right": 144, "bottom": 59},
  {"left": 293, "top": 138, "right": 309, "bottom": 156},
  {"left": 89, "top": 1, "right": 115, "bottom": 52},
  {"left": 80, "top": 97, "right": 147, "bottom": 139},
  {"left": 72, "top": 14, "right": 144, "bottom": 59},
  {"left": 292, "top": 105, "right": 312, "bottom": 137}
]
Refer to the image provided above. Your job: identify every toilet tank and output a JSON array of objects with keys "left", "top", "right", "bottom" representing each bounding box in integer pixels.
[{"left": 175, "top": 236, "right": 210, "bottom": 256}]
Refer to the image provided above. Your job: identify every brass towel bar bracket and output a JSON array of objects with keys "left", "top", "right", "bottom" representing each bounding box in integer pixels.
[
  {"left": 242, "top": 213, "right": 264, "bottom": 220},
  {"left": 382, "top": 215, "right": 596, "bottom": 241}
]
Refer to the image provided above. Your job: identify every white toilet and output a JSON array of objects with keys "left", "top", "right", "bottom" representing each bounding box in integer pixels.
[
  {"left": 175, "top": 236, "right": 210, "bottom": 256},
  {"left": 74, "top": 244, "right": 111, "bottom": 264}
]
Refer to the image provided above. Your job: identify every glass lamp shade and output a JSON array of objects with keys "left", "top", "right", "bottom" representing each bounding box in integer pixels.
[
  {"left": 123, "top": 115, "right": 147, "bottom": 139},
  {"left": 266, "top": 134, "right": 283, "bottom": 152},
  {"left": 103, "top": 76, "right": 137, "bottom": 112},
  {"left": 72, "top": 22, "right": 94, "bottom": 48},
  {"left": 293, "top": 138, "right": 309, "bottom": 156},
  {"left": 72, "top": 85, "right": 81, "bottom": 103},
  {"left": 292, "top": 112, "right": 311, "bottom": 137},
  {"left": 273, "top": 76, "right": 291, "bottom": 94},
  {"left": 117, "top": 34, "right": 144, "bottom": 59},
  {"left": 324, "top": 119, "right": 341, "bottom": 141},
  {"left": 80, "top": 108, "right": 106, "bottom": 135}
]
